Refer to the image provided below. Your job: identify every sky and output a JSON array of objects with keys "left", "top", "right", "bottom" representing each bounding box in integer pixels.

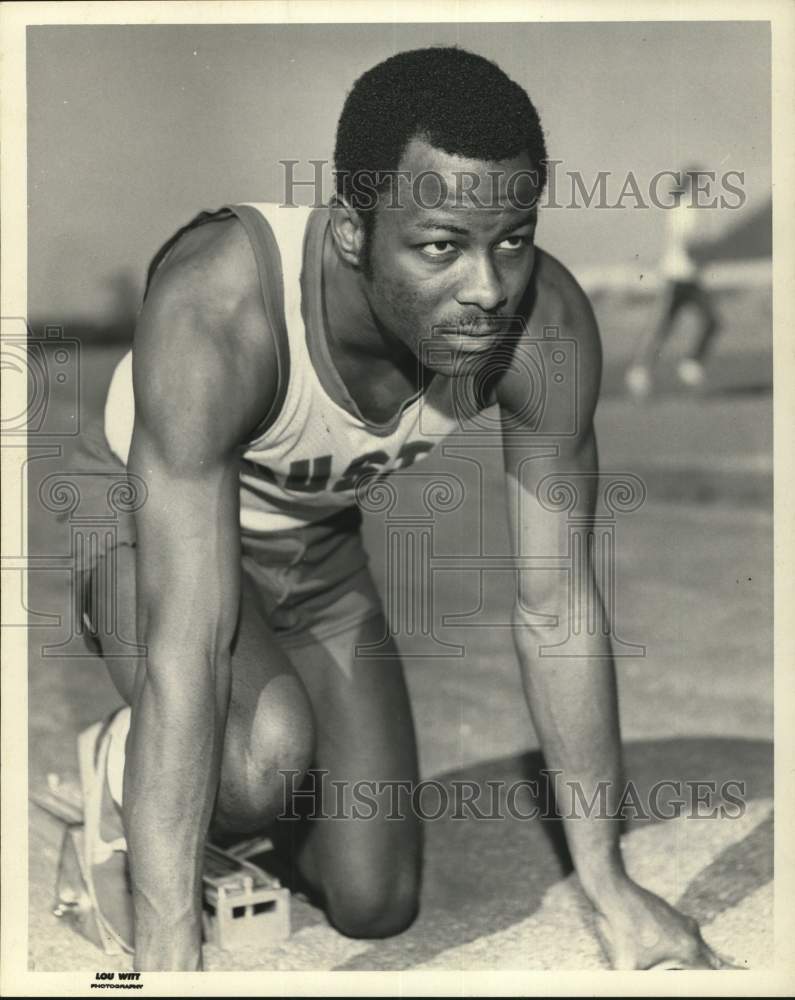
[{"left": 27, "top": 21, "right": 771, "bottom": 323}]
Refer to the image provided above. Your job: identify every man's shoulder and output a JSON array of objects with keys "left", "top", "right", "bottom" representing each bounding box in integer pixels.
[
  {"left": 132, "top": 214, "right": 278, "bottom": 457},
  {"left": 531, "top": 248, "right": 598, "bottom": 339},
  {"left": 138, "top": 211, "right": 278, "bottom": 386},
  {"left": 495, "top": 248, "right": 602, "bottom": 427},
  {"left": 145, "top": 215, "right": 264, "bottom": 338}
]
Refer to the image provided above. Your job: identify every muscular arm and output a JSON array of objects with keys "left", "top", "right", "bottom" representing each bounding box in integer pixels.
[
  {"left": 123, "top": 230, "right": 273, "bottom": 969},
  {"left": 506, "top": 427, "right": 628, "bottom": 896},
  {"left": 498, "top": 260, "right": 624, "bottom": 898},
  {"left": 498, "top": 253, "right": 721, "bottom": 968}
]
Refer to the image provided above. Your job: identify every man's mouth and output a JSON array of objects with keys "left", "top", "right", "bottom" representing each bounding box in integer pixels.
[
  {"left": 437, "top": 318, "right": 507, "bottom": 345},
  {"left": 437, "top": 327, "right": 501, "bottom": 355},
  {"left": 438, "top": 319, "right": 507, "bottom": 337}
]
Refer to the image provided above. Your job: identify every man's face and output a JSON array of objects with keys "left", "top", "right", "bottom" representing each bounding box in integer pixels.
[{"left": 361, "top": 138, "right": 540, "bottom": 373}]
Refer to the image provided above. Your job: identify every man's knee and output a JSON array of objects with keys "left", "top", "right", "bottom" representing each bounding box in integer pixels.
[
  {"left": 221, "top": 676, "right": 315, "bottom": 825},
  {"left": 253, "top": 677, "right": 315, "bottom": 771},
  {"left": 249, "top": 681, "right": 315, "bottom": 800},
  {"left": 326, "top": 862, "right": 420, "bottom": 939}
]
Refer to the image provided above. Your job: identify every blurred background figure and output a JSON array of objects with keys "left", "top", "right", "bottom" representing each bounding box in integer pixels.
[{"left": 625, "top": 167, "right": 720, "bottom": 398}]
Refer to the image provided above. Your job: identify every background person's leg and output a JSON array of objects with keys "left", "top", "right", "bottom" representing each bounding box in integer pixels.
[
  {"left": 686, "top": 282, "right": 720, "bottom": 363},
  {"left": 675, "top": 282, "right": 719, "bottom": 387},
  {"left": 625, "top": 281, "right": 681, "bottom": 396}
]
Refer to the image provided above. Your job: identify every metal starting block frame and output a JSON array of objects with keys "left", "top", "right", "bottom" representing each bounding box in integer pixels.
[{"left": 32, "top": 774, "right": 291, "bottom": 955}]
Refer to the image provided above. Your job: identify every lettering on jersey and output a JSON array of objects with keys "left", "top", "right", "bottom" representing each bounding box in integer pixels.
[
  {"left": 332, "top": 450, "right": 390, "bottom": 493},
  {"left": 393, "top": 440, "right": 434, "bottom": 470},
  {"left": 242, "top": 441, "right": 435, "bottom": 495},
  {"left": 285, "top": 455, "right": 332, "bottom": 492},
  {"left": 241, "top": 458, "right": 278, "bottom": 485}
]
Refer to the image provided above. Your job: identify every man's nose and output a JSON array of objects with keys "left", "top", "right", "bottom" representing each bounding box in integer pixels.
[{"left": 456, "top": 254, "right": 507, "bottom": 312}]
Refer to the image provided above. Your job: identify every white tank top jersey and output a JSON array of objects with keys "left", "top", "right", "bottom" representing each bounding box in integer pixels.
[{"left": 104, "top": 203, "right": 465, "bottom": 532}]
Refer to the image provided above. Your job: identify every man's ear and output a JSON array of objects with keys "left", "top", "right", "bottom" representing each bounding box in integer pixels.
[{"left": 328, "top": 195, "right": 367, "bottom": 268}]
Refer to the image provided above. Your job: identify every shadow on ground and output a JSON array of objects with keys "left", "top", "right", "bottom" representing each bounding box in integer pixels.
[{"left": 329, "top": 736, "right": 772, "bottom": 970}]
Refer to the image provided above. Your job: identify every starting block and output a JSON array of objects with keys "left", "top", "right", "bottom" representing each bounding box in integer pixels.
[
  {"left": 33, "top": 774, "right": 291, "bottom": 955},
  {"left": 202, "top": 843, "right": 290, "bottom": 950}
]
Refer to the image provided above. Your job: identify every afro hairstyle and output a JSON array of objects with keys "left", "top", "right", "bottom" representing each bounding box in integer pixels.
[{"left": 333, "top": 46, "right": 548, "bottom": 228}]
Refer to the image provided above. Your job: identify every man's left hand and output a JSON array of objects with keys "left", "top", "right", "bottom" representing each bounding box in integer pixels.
[{"left": 593, "top": 877, "right": 735, "bottom": 970}]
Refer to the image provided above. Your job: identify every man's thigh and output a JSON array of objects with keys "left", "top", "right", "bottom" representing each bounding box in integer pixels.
[
  {"left": 279, "top": 611, "right": 422, "bottom": 927},
  {"left": 238, "top": 510, "right": 422, "bottom": 921},
  {"left": 240, "top": 509, "right": 421, "bottom": 814}
]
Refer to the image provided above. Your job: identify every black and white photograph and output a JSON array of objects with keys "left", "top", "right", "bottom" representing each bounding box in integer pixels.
[{"left": 1, "top": 1, "right": 793, "bottom": 994}]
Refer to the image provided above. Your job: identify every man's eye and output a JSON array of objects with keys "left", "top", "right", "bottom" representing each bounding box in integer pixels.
[
  {"left": 421, "top": 241, "right": 456, "bottom": 257},
  {"left": 497, "top": 236, "right": 530, "bottom": 251}
]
